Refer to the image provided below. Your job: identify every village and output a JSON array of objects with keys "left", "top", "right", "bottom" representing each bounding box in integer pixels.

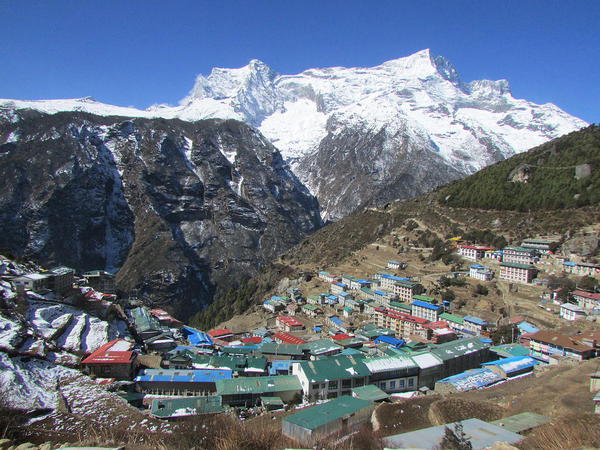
[{"left": 1, "top": 232, "right": 599, "bottom": 448}]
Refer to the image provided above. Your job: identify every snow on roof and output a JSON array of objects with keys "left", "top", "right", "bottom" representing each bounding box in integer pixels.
[
  {"left": 81, "top": 339, "right": 135, "bottom": 364},
  {"left": 411, "top": 352, "right": 442, "bottom": 369},
  {"left": 560, "top": 303, "right": 585, "bottom": 312},
  {"left": 482, "top": 356, "right": 539, "bottom": 374},
  {"left": 364, "top": 356, "right": 416, "bottom": 373}
]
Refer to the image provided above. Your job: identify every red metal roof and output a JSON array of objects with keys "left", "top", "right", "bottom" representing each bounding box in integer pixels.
[
  {"left": 277, "top": 315, "right": 304, "bottom": 327},
  {"left": 273, "top": 332, "right": 307, "bottom": 345},
  {"left": 81, "top": 339, "right": 135, "bottom": 365},
  {"left": 381, "top": 309, "right": 429, "bottom": 325},
  {"left": 423, "top": 320, "right": 449, "bottom": 330},
  {"left": 331, "top": 333, "right": 352, "bottom": 341},
  {"left": 207, "top": 329, "right": 233, "bottom": 338},
  {"left": 242, "top": 336, "right": 263, "bottom": 344},
  {"left": 572, "top": 290, "right": 600, "bottom": 301},
  {"left": 460, "top": 245, "right": 493, "bottom": 250}
]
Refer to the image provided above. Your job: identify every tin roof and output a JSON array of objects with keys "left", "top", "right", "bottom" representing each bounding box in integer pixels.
[
  {"left": 150, "top": 396, "right": 224, "bottom": 418},
  {"left": 283, "top": 396, "right": 373, "bottom": 430},
  {"left": 215, "top": 375, "right": 301, "bottom": 396},
  {"left": 81, "top": 339, "right": 135, "bottom": 365},
  {"left": 297, "top": 355, "right": 370, "bottom": 382},
  {"left": 351, "top": 385, "right": 389, "bottom": 402}
]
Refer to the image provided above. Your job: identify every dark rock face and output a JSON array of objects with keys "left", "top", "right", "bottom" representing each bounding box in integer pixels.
[
  {"left": 298, "top": 124, "right": 464, "bottom": 220},
  {"left": 0, "top": 112, "right": 321, "bottom": 317}
]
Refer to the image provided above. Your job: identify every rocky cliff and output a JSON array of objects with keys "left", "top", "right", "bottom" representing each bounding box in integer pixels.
[{"left": 0, "top": 111, "right": 321, "bottom": 317}]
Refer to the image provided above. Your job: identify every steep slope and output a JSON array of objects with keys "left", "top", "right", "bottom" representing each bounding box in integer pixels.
[
  {"left": 192, "top": 126, "right": 600, "bottom": 328},
  {"left": 0, "top": 111, "right": 321, "bottom": 316},
  {"left": 437, "top": 124, "right": 600, "bottom": 210},
  {"left": 0, "top": 50, "right": 587, "bottom": 220}
]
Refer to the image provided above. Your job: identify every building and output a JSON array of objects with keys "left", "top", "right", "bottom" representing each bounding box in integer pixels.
[
  {"left": 274, "top": 332, "right": 307, "bottom": 345},
  {"left": 351, "top": 385, "right": 390, "bottom": 402},
  {"left": 302, "top": 304, "right": 321, "bottom": 317},
  {"left": 216, "top": 375, "right": 302, "bottom": 407},
  {"left": 521, "top": 238, "right": 560, "bottom": 254},
  {"left": 572, "top": 290, "right": 600, "bottom": 312},
  {"left": 481, "top": 355, "right": 539, "bottom": 378},
  {"left": 469, "top": 264, "right": 494, "bottom": 281},
  {"left": 364, "top": 355, "right": 419, "bottom": 393},
  {"left": 560, "top": 303, "right": 587, "bottom": 321},
  {"left": 375, "top": 308, "right": 430, "bottom": 339},
  {"left": 47, "top": 266, "right": 75, "bottom": 294},
  {"left": 302, "top": 339, "right": 342, "bottom": 359},
  {"left": 149, "top": 308, "right": 184, "bottom": 329},
  {"left": 393, "top": 280, "right": 424, "bottom": 303},
  {"left": 430, "top": 337, "right": 491, "bottom": 380},
  {"left": 80, "top": 339, "right": 137, "bottom": 380},
  {"left": 277, "top": 315, "right": 305, "bottom": 332},
  {"left": 563, "top": 261, "right": 600, "bottom": 278},
  {"left": 150, "top": 396, "right": 224, "bottom": 419},
  {"left": 502, "top": 247, "right": 539, "bottom": 265},
  {"left": 387, "top": 261, "right": 406, "bottom": 270},
  {"left": 82, "top": 270, "right": 116, "bottom": 294},
  {"left": 378, "top": 274, "right": 411, "bottom": 292},
  {"left": 135, "top": 369, "right": 232, "bottom": 395},
  {"left": 293, "top": 355, "right": 371, "bottom": 400},
  {"left": 438, "top": 313, "right": 464, "bottom": 333},
  {"left": 129, "top": 307, "right": 163, "bottom": 341},
  {"left": 282, "top": 396, "right": 375, "bottom": 445},
  {"left": 529, "top": 330, "right": 595, "bottom": 362},
  {"left": 435, "top": 368, "right": 503, "bottom": 394},
  {"left": 462, "top": 316, "right": 489, "bottom": 335},
  {"left": 260, "top": 343, "right": 305, "bottom": 361},
  {"left": 318, "top": 271, "right": 338, "bottom": 283},
  {"left": 411, "top": 300, "right": 442, "bottom": 322},
  {"left": 181, "top": 326, "right": 213, "bottom": 348},
  {"left": 383, "top": 418, "right": 524, "bottom": 450},
  {"left": 263, "top": 299, "right": 285, "bottom": 313},
  {"left": 330, "top": 282, "right": 348, "bottom": 295},
  {"left": 458, "top": 245, "right": 493, "bottom": 261},
  {"left": 12, "top": 273, "right": 50, "bottom": 292},
  {"left": 500, "top": 262, "right": 537, "bottom": 284},
  {"left": 207, "top": 329, "right": 235, "bottom": 342}
]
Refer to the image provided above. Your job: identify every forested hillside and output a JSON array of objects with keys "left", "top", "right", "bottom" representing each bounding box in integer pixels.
[{"left": 437, "top": 124, "right": 599, "bottom": 210}]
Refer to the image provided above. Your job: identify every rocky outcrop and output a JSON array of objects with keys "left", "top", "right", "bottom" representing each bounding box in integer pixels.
[{"left": 0, "top": 112, "right": 321, "bottom": 317}]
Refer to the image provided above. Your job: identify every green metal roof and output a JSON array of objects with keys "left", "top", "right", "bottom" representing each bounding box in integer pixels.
[
  {"left": 302, "top": 304, "right": 319, "bottom": 311},
  {"left": 501, "top": 262, "right": 537, "bottom": 270},
  {"left": 490, "top": 343, "right": 530, "bottom": 358},
  {"left": 302, "top": 339, "right": 341, "bottom": 355},
  {"left": 130, "top": 307, "right": 161, "bottom": 333},
  {"left": 260, "top": 342, "right": 305, "bottom": 356},
  {"left": 439, "top": 312, "right": 464, "bottom": 325},
  {"left": 283, "top": 396, "right": 373, "bottom": 430},
  {"left": 430, "top": 337, "right": 488, "bottom": 361},
  {"left": 296, "top": 355, "right": 370, "bottom": 382},
  {"left": 215, "top": 375, "right": 301, "bottom": 396},
  {"left": 490, "top": 412, "right": 550, "bottom": 433},
  {"left": 186, "top": 354, "right": 267, "bottom": 372},
  {"left": 351, "top": 385, "right": 390, "bottom": 402},
  {"left": 150, "top": 396, "right": 224, "bottom": 418},
  {"left": 395, "top": 280, "right": 420, "bottom": 289},
  {"left": 261, "top": 396, "right": 285, "bottom": 406},
  {"left": 412, "top": 295, "right": 436, "bottom": 303},
  {"left": 389, "top": 301, "right": 412, "bottom": 311},
  {"left": 355, "top": 325, "right": 395, "bottom": 339},
  {"left": 505, "top": 246, "right": 538, "bottom": 253}
]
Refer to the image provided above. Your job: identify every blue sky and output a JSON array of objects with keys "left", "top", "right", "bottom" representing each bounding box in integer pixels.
[{"left": 1, "top": 0, "right": 598, "bottom": 122}]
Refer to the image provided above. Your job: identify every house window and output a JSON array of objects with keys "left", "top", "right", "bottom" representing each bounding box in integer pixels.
[
  {"left": 390, "top": 381, "right": 396, "bottom": 389},
  {"left": 329, "top": 380, "right": 338, "bottom": 390},
  {"left": 342, "top": 379, "right": 351, "bottom": 388},
  {"left": 400, "top": 379, "right": 405, "bottom": 388},
  {"left": 312, "top": 383, "right": 319, "bottom": 390},
  {"left": 380, "top": 381, "right": 386, "bottom": 389},
  {"left": 408, "top": 378, "right": 414, "bottom": 387}
]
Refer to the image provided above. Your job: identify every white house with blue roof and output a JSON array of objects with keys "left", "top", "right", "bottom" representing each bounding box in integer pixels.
[
  {"left": 462, "top": 316, "right": 489, "bottom": 335},
  {"left": 411, "top": 300, "right": 442, "bottom": 322},
  {"left": 469, "top": 264, "right": 494, "bottom": 281}
]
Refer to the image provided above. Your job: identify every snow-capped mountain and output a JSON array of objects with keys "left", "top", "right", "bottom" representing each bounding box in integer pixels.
[{"left": 0, "top": 49, "right": 587, "bottom": 219}]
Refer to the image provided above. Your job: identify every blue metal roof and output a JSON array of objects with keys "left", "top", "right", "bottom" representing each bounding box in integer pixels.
[
  {"left": 374, "top": 335, "right": 405, "bottom": 347},
  {"left": 470, "top": 264, "right": 486, "bottom": 269},
  {"left": 381, "top": 274, "right": 409, "bottom": 281},
  {"left": 482, "top": 356, "right": 539, "bottom": 374},
  {"left": 330, "top": 317, "right": 344, "bottom": 326},
  {"left": 338, "top": 292, "right": 350, "bottom": 297},
  {"left": 563, "top": 261, "right": 577, "bottom": 266},
  {"left": 136, "top": 369, "right": 233, "bottom": 383},
  {"left": 412, "top": 300, "right": 441, "bottom": 310},
  {"left": 182, "top": 326, "right": 213, "bottom": 346},
  {"left": 517, "top": 321, "right": 539, "bottom": 334},
  {"left": 269, "top": 360, "right": 293, "bottom": 375},
  {"left": 436, "top": 368, "right": 503, "bottom": 390},
  {"left": 373, "top": 290, "right": 388, "bottom": 296},
  {"left": 463, "top": 315, "right": 488, "bottom": 326}
]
